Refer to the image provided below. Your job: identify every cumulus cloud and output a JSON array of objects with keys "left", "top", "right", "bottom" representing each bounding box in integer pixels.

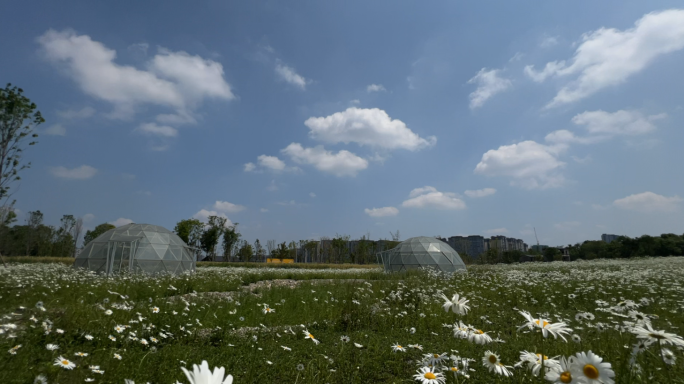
[
  {"left": 474, "top": 141, "right": 567, "bottom": 189},
  {"left": 572, "top": 110, "right": 665, "bottom": 136},
  {"left": 275, "top": 60, "right": 308, "bottom": 89},
  {"left": 524, "top": 10, "right": 684, "bottom": 107},
  {"left": 44, "top": 124, "right": 66, "bottom": 136},
  {"left": 244, "top": 163, "right": 256, "bottom": 172},
  {"left": 483, "top": 228, "right": 508, "bottom": 234},
  {"left": 50, "top": 165, "right": 98, "bottom": 180},
  {"left": 244, "top": 155, "right": 299, "bottom": 173},
  {"left": 402, "top": 186, "right": 466, "bottom": 210},
  {"left": 213, "top": 201, "right": 246, "bottom": 213},
  {"left": 192, "top": 209, "right": 233, "bottom": 227},
  {"left": 82, "top": 213, "right": 95, "bottom": 222},
  {"left": 155, "top": 110, "right": 197, "bottom": 125},
  {"left": 109, "top": 218, "right": 134, "bottom": 227},
  {"left": 464, "top": 188, "right": 497, "bottom": 198},
  {"left": 544, "top": 129, "right": 607, "bottom": 145},
  {"left": 366, "top": 84, "right": 386, "bottom": 92},
  {"left": 56, "top": 106, "right": 95, "bottom": 119},
  {"left": 304, "top": 107, "right": 436, "bottom": 151},
  {"left": 136, "top": 122, "right": 178, "bottom": 137},
  {"left": 364, "top": 207, "right": 399, "bottom": 217},
  {"left": 281, "top": 143, "right": 368, "bottom": 177},
  {"left": 467, "top": 68, "right": 512, "bottom": 109},
  {"left": 613, "top": 191, "right": 682, "bottom": 213},
  {"left": 37, "top": 29, "right": 235, "bottom": 121}
]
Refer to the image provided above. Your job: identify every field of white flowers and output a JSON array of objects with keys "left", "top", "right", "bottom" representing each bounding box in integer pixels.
[{"left": 1, "top": 258, "right": 683, "bottom": 384}]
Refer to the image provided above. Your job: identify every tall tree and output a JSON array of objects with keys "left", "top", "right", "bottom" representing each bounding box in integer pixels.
[
  {"left": 266, "top": 239, "right": 276, "bottom": 259},
  {"left": 221, "top": 223, "right": 240, "bottom": 262},
  {"left": 0, "top": 84, "right": 42, "bottom": 210},
  {"left": 83, "top": 223, "right": 116, "bottom": 246},
  {"left": 200, "top": 216, "right": 227, "bottom": 261},
  {"left": 253, "top": 239, "right": 266, "bottom": 262},
  {"left": 25, "top": 210, "right": 43, "bottom": 256}
]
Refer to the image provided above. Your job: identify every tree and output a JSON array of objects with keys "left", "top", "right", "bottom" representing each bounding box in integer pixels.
[
  {"left": 25, "top": 210, "right": 43, "bottom": 256},
  {"left": 254, "top": 239, "right": 266, "bottom": 262},
  {"left": 0, "top": 84, "right": 42, "bottom": 205},
  {"left": 543, "top": 247, "right": 561, "bottom": 262},
  {"left": 266, "top": 240, "right": 276, "bottom": 259},
  {"left": 174, "top": 218, "right": 204, "bottom": 260},
  {"left": 288, "top": 241, "right": 297, "bottom": 261},
  {"left": 54, "top": 215, "right": 76, "bottom": 257},
  {"left": 72, "top": 217, "right": 83, "bottom": 257},
  {"left": 83, "top": 223, "right": 116, "bottom": 246},
  {"left": 237, "top": 240, "right": 254, "bottom": 262},
  {"left": 274, "top": 242, "right": 288, "bottom": 261},
  {"left": 331, "top": 235, "right": 350, "bottom": 263},
  {"left": 200, "top": 216, "right": 227, "bottom": 261},
  {"left": 389, "top": 230, "right": 400, "bottom": 241},
  {"left": 221, "top": 223, "right": 240, "bottom": 261}
]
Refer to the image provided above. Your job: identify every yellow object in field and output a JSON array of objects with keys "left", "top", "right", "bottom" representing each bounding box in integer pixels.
[{"left": 266, "top": 258, "right": 295, "bottom": 263}]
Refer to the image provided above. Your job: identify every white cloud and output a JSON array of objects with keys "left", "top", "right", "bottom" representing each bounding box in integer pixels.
[
  {"left": 464, "top": 188, "right": 497, "bottom": 198},
  {"left": 281, "top": 143, "right": 368, "bottom": 177},
  {"left": 402, "top": 186, "right": 466, "bottom": 210},
  {"left": 366, "top": 84, "right": 386, "bottom": 92},
  {"left": 467, "top": 68, "right": 512, "bottom": 109},
  {"left": 50, "top": 165, "right": 98, "bottom": 180},
  {"left": 571, "top": 110, "right": 665, "bottom": 136},
  {"left": 474, "top": 141, "right": 567, "bottom": 189},
  {"left": 524, "top": 10, "right": 684, "bottom": 107},
  {"left": 613, "top": 192, "right": 683, "bottom": 213},
  {"left": 274, "top": 60, "right": 307, "bottom": 89},
  {"left": 483, "top": 228, "right": 508, "bottom": 234},
  {"left": 213, "top": 201, "right": 246, "bottom": 213},
  {"left": 260, "top": 208, "right": 269, "bottom": 213},
  {"left": 136, "top": 122, "right": 178, "bottom": 137},
  {"left": 56, "top": 106, "right": 95, "bottom": 119},
  {"left": 509, "top": 52, "right": 524, "bottom": 62},
  {"left": 544, "top": 129, "right": 607, "bottom": 145},
  {"left": 364, "top": 207, "right": 399, "bottom": 217},
  {"left": 192, "top": 209, "right": 233, "bottom": 227},
  {"left": 309, "top": 192, "right": 316, "bottom": 198},
  {"left": 571, "top": 155, "right": 592, "bottom": 164},
  {"left": 44, "top": 124, "right": 66, "bottom": 136},
  {"left": 539, "top": 35, "right": 559, "bottom": 48},
  {"left": 127, "top": 42, "right": 149, "bottom": 56},
  {"left": 554, "top": 221, "right": 581, "bottom": 230},
  {"left": 109, "top": 217, "right": 134, "bottom": 227},
  {"left": 37, "top": 29, "right": 234, "bottom": 119},
  {"left": 258, "top": 155, "right": 286, "bottom": 171},
  {"left": 155, "top": 110, "right": 197, "bottom": 125},
  {"left": 244, "top": 162, "right": 256, "bottom": 172},
  {"left": 82, "top": 213, "right": 95, "bottom": 222},
  {"left": 304, "top": 107, "right": 436, "bottom": 151}
]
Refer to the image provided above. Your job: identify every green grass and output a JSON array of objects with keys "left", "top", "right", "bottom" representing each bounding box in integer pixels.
[{"left": 1, "top": 258, "right": 683, "bottom": 383}]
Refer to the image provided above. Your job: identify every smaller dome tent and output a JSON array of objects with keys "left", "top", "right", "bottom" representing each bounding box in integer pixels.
[
  {"left": 74, "top": 223, "right": 196, "bottom": 275},
  {"left": 376, "top": 236, "right": 466, "bottom": 273}
]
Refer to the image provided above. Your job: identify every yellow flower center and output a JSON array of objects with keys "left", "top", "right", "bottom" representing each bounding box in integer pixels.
[
  {"left": 450, "top": 367, "right": 459, "bottom": 371},
  {"left": 583, "top": 364, "right": 599, "bottom": 379},
  {"left": 535, "top": 320, "right": 549, "bottom": 327},
  {"left": 424, "top": 372, "right": 436, "bottom": 379},
  {"left": 434, "top": 354, "right": 440, "bottom": 358},
  {"left": 397, "top": 345, "right": 402, "bottom": 349},
  {"left": 560, "top": 371, "right": 572, "bottom": 383},
  {"left": 61, "top": 360, "right": 69, "bottom": 365},
  {"left": 475, "top": 330, "right": 484, "bottom": 334},
  {"left": 648, "top": 333, "right": 665, "bottom": 340},
  {"left": 488, "top": 355, "right": 497, "bottom": 364},
  {"left": 308, "top": 334, "right": 314, "bottom": 339}
]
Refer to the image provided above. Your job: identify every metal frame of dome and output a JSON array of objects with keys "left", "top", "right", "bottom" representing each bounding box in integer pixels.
[
  {"left": 376, "top": 236, "right": 467, "bottom": 273},
  {"left": 73, "top": 223, "right": 196, "bottom": 275}
]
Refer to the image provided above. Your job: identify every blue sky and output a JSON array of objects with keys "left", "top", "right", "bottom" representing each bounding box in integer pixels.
[{"left": 2, "top": 0, "right": 683, "bottom": 247}]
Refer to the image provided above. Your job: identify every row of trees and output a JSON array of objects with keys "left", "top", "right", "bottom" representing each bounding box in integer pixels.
[{"left": 0, "top": 209, "right": 84, "bottom": 257}]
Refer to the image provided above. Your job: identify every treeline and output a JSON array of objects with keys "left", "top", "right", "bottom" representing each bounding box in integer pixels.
[
  {"left": 0, "top": 210, "right": 83, "bottom": 257},
  {"left": 566, "top": 233, "right": 684, "bottom": 260}
]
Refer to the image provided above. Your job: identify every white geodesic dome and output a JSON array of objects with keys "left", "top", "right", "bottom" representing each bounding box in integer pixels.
[
  {"left": 376, "top": 236, "right": 467, "bottom": 273},
  {"left": 74, "top": 223, "right": 195, "bottom": 275}
]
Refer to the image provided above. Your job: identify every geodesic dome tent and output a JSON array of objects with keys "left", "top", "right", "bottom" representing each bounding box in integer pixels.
[
  {"left": 376, "top": 236, "right": 467, "bottom": 273},
  {"left": 74, "top": 223, "right": 196, "bottom": 275}
]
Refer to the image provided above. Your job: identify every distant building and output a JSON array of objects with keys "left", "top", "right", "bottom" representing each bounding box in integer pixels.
[
  {"left": 601, "top": 234, "right": 620, "bottom": 244},
  {"left": 530, "top": 244, "right": 549, "bottom": 253},
  {"left": 468, "top": 235, "right": 486, "bottom": 258}
]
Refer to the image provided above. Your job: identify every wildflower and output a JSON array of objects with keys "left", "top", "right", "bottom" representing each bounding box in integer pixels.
[
  {"left": 152, "top": 307, "right": 160, "bottom": 313},
  {"left": 409, "top": 344, "right": 424, "bottom": 350},
  {"left": 46, "top": 343, "right": 59, "bottom": 351},
  {"left": 354, "top": 343, "right": 363, "bottom": 348},
  {"left": 302, "top": 329, "right": 320, "bottom": 345},
  {"left": 34, "top": 375, "right": 48, "bottom": 384},
  {"left": 114, "top": 353, "right": 122, "bottom": 360},
  {"left": 56, "top": 329, "right": 65, "bottom": 334},
  {"left": 409, "top": 327, "right": 416, "bottom": 334},
  {"left": 413, "top": 366, "right": 446, "bottom": 384},
  {"left": 572, "top": 351, "right": 614, "bottom": 384},
  {"left": 104, "top": 309, "right": 113, "bottom": 315},
  {"left": 468, "top": 329, "right": 493, "bottom": 345},
  {"left": 114, "top": 325, "right": 125, "bottom": 333},
  {"left": 518, "top": 311, "right": 572, "bottom": 341},
  {"left": 262, "top": 306, "right": 275, "bottom": 314},
  {"left": 108, "top": 335, "right": 116, "bottom": 341},
  {"left": 440, "top": 293, "right": 470, "bottom": 315},
  {"left": 572, "top": 334, "right": 581, "bottom": 343},
  {"left": 281, "top": 345, "right": 291, "bottom": 351},
  {"left": 85, "top": 334, "right": 94, "bottom": 340},
  {"left": 297, "top": 363, "right": 305, "bottom": 371},
  {"left": 631, "top": 323, "right": 684, "bottom": 347},
  {"left": 340, "top": 335, "right": 350, "bottom": 343},
  {"left": 661, "top": 348, "right": 676, "bottom": 365},
  {"left": 482, "top": 351, "right": 513, "bottom": 377},
  {"left": 8, "top": 344, "right": 21, "bottom": 355},
  {"left": 75, "top": 352, "right": 89, "bottom": 357},
  {"left": 54, "top": 356, "right": 76, "bottom": 370},
  {"left": 181, "top": 360, "right": 233, "bottom": 384},
  {"left": 392, "top": 343, "right": 406, "bottom": 352},
  {"left": 516, "top": 351, "right": 560, "bottom": 376},
  {"left": 545, "top": 356, "right": 580, "bottom": 384}
]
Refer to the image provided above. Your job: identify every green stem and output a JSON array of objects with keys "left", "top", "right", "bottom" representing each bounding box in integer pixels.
[{"left": 540, "top": 328, "right": 545, "bottom": 380}]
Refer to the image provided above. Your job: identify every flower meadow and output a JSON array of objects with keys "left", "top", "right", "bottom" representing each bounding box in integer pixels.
[{"left": 1, "top": 258, "right": 684, "bottom": 383}]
